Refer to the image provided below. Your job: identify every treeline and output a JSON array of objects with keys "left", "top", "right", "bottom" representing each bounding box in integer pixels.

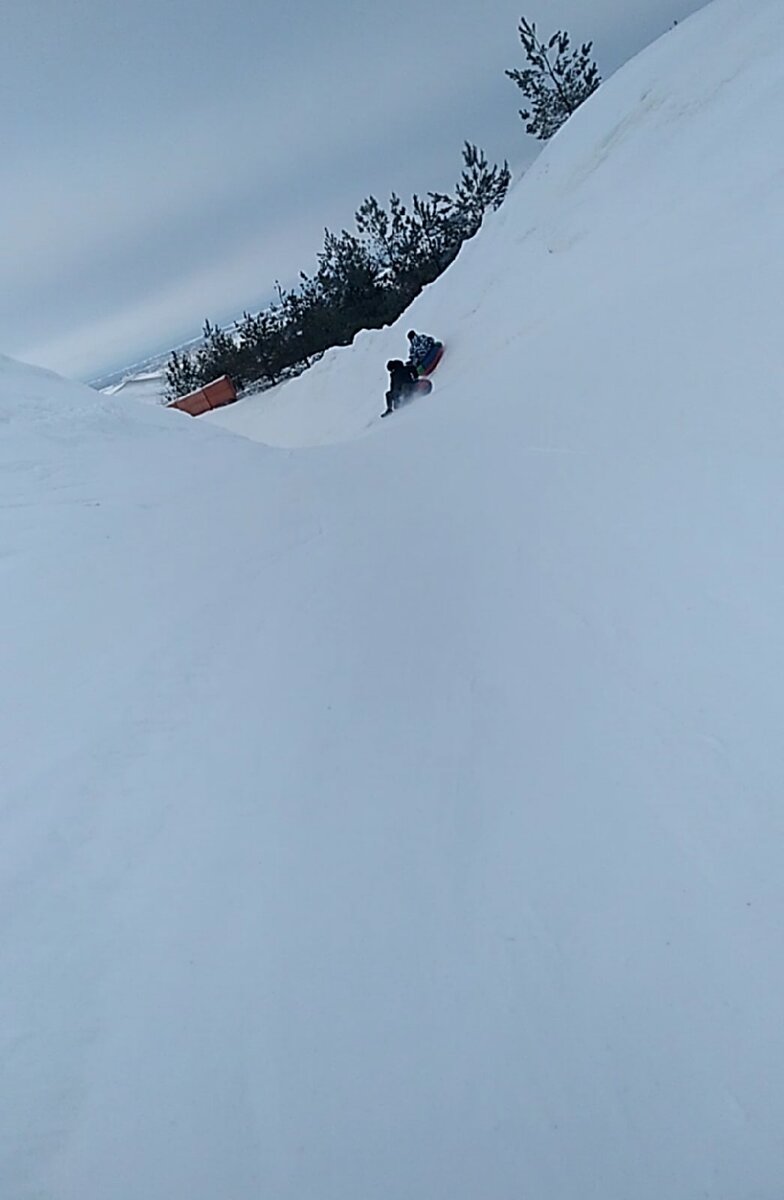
[
  {"left": 164, "top": 10, "right": 605, "bottom": 403},
  {"left": 164, "top": 144, "right": 510, "bottom": 400}
]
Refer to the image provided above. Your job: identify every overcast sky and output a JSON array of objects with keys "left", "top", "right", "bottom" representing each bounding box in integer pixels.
[{"left": 2, "top": 0, "right": 707, "bottom": 381}]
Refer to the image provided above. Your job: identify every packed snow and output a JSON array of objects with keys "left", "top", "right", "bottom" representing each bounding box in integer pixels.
[
  {"left": 101, "top": 371, "right": 167, "bottom": 406},
  {"left": 4, "top": 0, "right": 784, "bottom": 1196}
]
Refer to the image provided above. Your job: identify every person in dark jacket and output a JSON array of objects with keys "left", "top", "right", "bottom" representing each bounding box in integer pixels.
[{"left": 383, "top": 359, "right": 418, "bottom": 416}]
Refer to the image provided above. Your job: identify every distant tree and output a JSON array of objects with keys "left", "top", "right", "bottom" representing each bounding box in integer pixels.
[
  {"left": 451, "top": 142, "right": 511, "bottom": 238},
  {"left": 195, "top": 319, "right": 246, "bottom": 390},
  {"left": 356, "top": 147, "right": 508, "bottom": 302},
  {"left": 236, "top": 307, "right": 287, "bottom": 384},
  {"left": 409, "top": 192, "right": 461, "bottom": 281},
  {"left": 315, "top": 229, "right": 388, "bottom": 342},
  {"left": 282, "top": 274, "right": 336, "bottom": 364},
  {"left": 506, "top": 18, "right": 601, "bottom": 139},
  {"left": 164, "top": 349, "right": 200, "bottom": 400},
  {"left": 355, "top": 193, "right": 409, "bottom": 284}
]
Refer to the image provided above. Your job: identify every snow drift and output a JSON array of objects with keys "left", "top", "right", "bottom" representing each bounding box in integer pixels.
[{"left": 4, "top": 1, "right": 784, "bottom": 1196}]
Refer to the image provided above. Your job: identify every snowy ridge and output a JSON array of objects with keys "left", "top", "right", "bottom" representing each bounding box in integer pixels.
[
  {"left": 0, "top": 352, "right": 113, "bottom": 422},
  {"left": 3, "top": 1, "right": 784, "bottom": 1197},
  {"left": 208, "top": 0, "right": 784, "bottom": 455},
  {"left": 102, "top": 371, "right": 167, "bottom": 406}
]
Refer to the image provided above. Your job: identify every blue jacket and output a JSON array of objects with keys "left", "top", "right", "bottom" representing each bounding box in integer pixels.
[{"left": 407, "top": 333, "right": 437, "bottom": 368}]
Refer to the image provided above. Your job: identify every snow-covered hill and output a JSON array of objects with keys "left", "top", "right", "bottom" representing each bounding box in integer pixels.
[
  {"left": 4, "top": 1, "right": 784, "bottom": 1197},
  {"left": 101, "top": 370, "right": 168, "bottom": 406}
]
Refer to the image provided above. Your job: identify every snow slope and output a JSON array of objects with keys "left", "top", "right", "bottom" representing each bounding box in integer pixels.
[
  {"left": 4, "top": 1, "right": 784, "bottom": 1196},
  {"left": 101, "top": 370, "right": 167, "bottom": 406}
]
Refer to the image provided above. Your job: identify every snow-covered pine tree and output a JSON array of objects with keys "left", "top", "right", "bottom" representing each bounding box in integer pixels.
[
  {"left": 452, "top": 143, "right": 511, "bottom": 239},
  {"left": 195, "top": 319, "right": 245, "bottom": 390},
  {"left": 506, "top": 18, "right": 601, "bottom": 140},
  {"left": 315, "top": 229, "right": 388, "bottom": 344},
  {"left": 164, "top": 349, "right": 200, "bottom": 402},
  {"left": 236, "top": 306, "right": 288, "bottom": 385}
]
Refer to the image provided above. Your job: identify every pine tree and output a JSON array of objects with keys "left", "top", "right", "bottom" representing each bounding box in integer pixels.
[
  {"left": 283, "top": 276, "right": 334, "bottom": 365},
  {"left": 164, "top": 143, "right": 512, "bottom": 401},
  {"left": 506, "top": 18, "right": 601, "bottom": 139},
  {"left": 236, "top": 307, "right": 287, "bottom": 384},
  {"left": 195, "top": 319, "right": 245, "bottom": 389},
  {"left": 315, "top": 229, "right": 387, "bottom": 343},
  {"left": 410, "top": 192, "right": 461, "bottom": 281},
  {"left": 452, "top": 143, "right": 511, "bottom": 239},
  {"left": 164, "top": 349, "right": 200, "bottom": 401},
  {"left": 356, "top": 195, "right": 404, "bottom": 283}
]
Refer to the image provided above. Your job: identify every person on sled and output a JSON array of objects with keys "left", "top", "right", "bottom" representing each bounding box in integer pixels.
[
  {"left": 383, "top": 359, "right": 419, "bottom": 416},
  {"left": 406, "top": 330, "right": 442, "bottom": 375}
]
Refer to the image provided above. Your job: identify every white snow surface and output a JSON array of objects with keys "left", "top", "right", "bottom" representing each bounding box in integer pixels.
[
  {"left": 4, "top": 1, "right": 784, "bottom": 1195},
  {"left": 101, "top": 371, "right": 167, "bottom": 406}
]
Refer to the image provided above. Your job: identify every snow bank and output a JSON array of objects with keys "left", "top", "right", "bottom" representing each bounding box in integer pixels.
[
  {"left": 102, "top": 370, "right": 168, "bottom": 405},
  {"left": 4, "top": 1, "right": 784, "bottom": 1197}
]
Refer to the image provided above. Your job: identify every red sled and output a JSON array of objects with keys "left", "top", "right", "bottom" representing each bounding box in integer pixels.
[
  {"left": 416, "top": 342, "right": 444, "bottom": 377},
  {"left": 398, "top": 378, "right": 433, "bottom": 405}
]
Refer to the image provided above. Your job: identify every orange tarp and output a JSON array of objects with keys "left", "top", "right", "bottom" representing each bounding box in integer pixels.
[{"left": 169, "top": 375, "right": 237, "bottom": 417}]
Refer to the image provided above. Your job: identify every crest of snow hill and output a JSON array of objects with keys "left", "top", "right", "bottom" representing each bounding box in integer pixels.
[
  {"left": 5, "top": 3, "right": 784, "bottom": 1199},
  {"left": 164, "top": 143, "right": 511, "bottom": 402},
  {"left": 163, "top": 8, "right": 602, "bottom": 408}
]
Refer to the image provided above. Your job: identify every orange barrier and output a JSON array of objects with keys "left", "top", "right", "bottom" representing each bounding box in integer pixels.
[{"left": 169, "top": 375, "right": 237, "bottom": 417}]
